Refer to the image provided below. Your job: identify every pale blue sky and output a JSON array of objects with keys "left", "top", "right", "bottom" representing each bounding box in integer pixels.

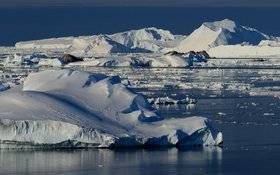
[{"left": 1, "top": 0, "right": 280, "bottom": 7}]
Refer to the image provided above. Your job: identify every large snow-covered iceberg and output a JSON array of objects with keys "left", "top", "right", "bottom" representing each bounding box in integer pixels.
[
  {"left": 175, "top": 19, "right": 270, "bottom": 52},
  {"left": 14, "top": 27, "right": 178, "bottom": 54},
  {"left": 109, "top": 27, "right": 176, "bottom": 52},
  {"left": 10, "top": 19, "right": 280, "bottom": 67},
  {"left": 67, "top": 35, "right": 133, "bottom": 57},
  {"left": 0, "top": 69, "right": 222, "bottom": 148}
]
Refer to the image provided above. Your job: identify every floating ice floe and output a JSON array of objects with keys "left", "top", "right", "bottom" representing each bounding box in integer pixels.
[
  {"left": 148, "top": 96, "right": 197, "bottom": 105},
  {"left": 0, "top": 83, "right": 10, "bottom": 92},
  {"left": 63, "top": 51, "right": 209, "bottom": 68},
  {"left": 0, "top": 69, "right": 222, "bottom": 148},
  {"left": 208, "top": 45, "right": 280, "bottom": 58}
]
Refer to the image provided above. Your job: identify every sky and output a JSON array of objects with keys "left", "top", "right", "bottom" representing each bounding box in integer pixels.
[
  {"left": 1, "top": 0, "right": 280, "bottom": 7},
  {"left": 1, "top": 1, "right": 280, "bottom": 46}
]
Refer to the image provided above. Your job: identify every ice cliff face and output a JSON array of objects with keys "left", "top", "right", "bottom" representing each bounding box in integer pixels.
[
  {"left": 175, "top": 19, "right": 270, "bottom": 52},
  {"left": 0, "top": 69, "right": 222, "bottom": 148}
]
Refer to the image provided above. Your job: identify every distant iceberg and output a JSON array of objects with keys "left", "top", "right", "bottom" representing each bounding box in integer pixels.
[
  {"left": 175, "top": 19, "right": 270, "bottom": 53},
  {"left": 0, "top": 69, "right": 222, "bottom": 148},
  {"left": 8, "top": 18, "right": 280, "bottom": 67}
]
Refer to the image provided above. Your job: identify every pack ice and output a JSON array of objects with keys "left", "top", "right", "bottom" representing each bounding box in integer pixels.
[{"left": 0, "top": 69, "right": 222, "bottom": 148}]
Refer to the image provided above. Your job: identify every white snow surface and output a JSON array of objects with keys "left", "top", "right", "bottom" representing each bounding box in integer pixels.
[
  {"left": 64, "top": 52, "right": 208, "bottom": 68},
  {"left": 7, "top": 19, "right": 280, "bottom": 67},
  {"left": 15, "top": 37, "right": 77, "bottom": 50},
  {"left": 109, "top": 27, "right": 176, "bottom": 52},
  {"left": 38, "top": 58, "right": 63, "bottom": 67},
  {"left": 175, "top": 19, "right": 270, "bottom": 52},
  {"left": 67, "top": 35, "right": 133, "bottom": 57},
  {"left": 208, "top": 45, "right": 280, "bottom": 58},
  {"left": 14, "top": 27, "right": 179, "bottom": 54},
  {"left": 0, "top": 69, "right": 222, "bottom": 148},
  {"left": 259, "top": 40, "right": 280, "bottom": 47}
]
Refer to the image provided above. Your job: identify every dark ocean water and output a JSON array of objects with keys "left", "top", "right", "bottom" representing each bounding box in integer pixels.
[{"left": 0, "top": 7, "right": 280, "bottom": 46}]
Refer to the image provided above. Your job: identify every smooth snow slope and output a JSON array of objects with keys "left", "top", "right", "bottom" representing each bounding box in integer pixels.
[
  {"left": 0, "top": 69, "right": 222, "bottom": 148},
  {"left": 175, "top": 19, "right": 269, "bottom": 52}
]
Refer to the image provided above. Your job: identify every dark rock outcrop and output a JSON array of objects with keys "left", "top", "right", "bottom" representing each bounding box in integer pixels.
[{"left": 60, "top": 54, "right": 83, "bottom": 64}]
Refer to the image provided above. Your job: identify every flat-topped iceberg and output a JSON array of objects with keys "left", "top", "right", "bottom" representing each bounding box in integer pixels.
[{"left": 0, "top": 69, "right": 222, "bottom": 148}]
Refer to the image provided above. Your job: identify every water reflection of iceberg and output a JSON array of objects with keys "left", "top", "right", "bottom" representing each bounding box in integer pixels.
[{"left": 0, "top": 148, "right": 223, "bottom": 174}]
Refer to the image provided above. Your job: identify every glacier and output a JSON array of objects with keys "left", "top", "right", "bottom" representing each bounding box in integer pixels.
[{"left": 0, "top": 69, "right": 222, "bottom": 148}]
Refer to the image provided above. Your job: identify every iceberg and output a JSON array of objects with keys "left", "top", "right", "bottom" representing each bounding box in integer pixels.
[
  {"left": 0, "top": 69, "right": 222, "bottom": 148},
  {"left": 175, "top": 19, "right": 270, "bottom": 52},
  {"left": 109, "top": 27, "right": 176, "bottom": 52},
  {"left": 9, "top": 20, "right": 280, "bottom": 67},
  {"left": 63, "top": 51, "right": 209, "bottom": 68},
  {"left": 259, "top": 39, "right": 280, "bottom": 47},
  {"left": 208, "top": 45, "right": 280, "bottom": 58},
  {"left": 15, "top": 37, "right": 76, "bottom": 50},
  {"left": 67, "top": 35, "right": 133, "bottom": 57}
]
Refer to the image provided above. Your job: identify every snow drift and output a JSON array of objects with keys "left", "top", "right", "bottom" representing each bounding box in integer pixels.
[{"left": 0, "top": 69, "right": 222, "bottom": 148}]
